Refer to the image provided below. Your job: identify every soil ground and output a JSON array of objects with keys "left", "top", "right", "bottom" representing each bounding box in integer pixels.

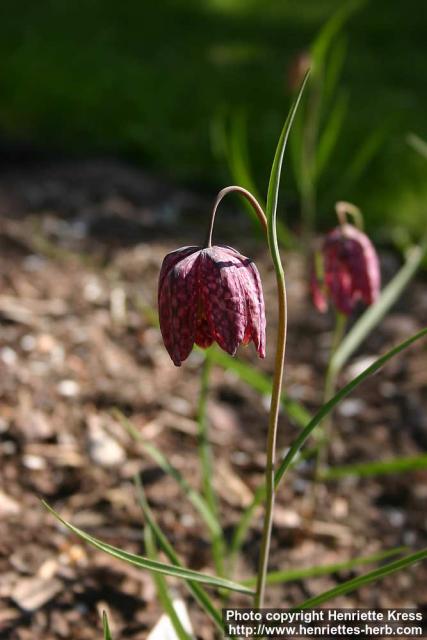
[{"left": 0, "top": 159, "right": 426, "bottom": 639}]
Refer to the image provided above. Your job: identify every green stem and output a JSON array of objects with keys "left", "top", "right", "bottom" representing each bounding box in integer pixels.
[
  {"left": 254, "top": 72, "right": 309, "bottom": 609},
  {"left": 254, "top": 270, "right": 287, "bottom": 608},
  {"left": 197, "top": 353, "right": 226, "bottom": 577}
]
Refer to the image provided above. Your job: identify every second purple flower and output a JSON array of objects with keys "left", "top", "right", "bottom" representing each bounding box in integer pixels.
[{"left": 311, "top": 223, "right": 381, "bottom": 316}]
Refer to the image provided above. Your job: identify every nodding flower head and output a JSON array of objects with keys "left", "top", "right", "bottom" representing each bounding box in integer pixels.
[
  {"left": 311, "top": 223, "right": 380, "bottom": 316},
  {"left": 158, "top": 244, "right": 266, "bottom": 366}
]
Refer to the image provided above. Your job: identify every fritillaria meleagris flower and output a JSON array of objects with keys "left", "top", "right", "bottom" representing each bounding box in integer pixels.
[
  {"left": 158, "top": 245, "right": 266, "bottom": 366},
  {"left": 311, "top": 223, "right": 380, "bottom": 316}
]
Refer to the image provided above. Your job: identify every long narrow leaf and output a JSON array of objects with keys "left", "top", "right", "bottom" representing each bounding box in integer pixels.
[
  {"left": 43, "top": 502, "right": 254, "bottom": 595},
  {"left": 407, "top": 132, "right": 427, "bottom": 159},
  {"left": 266, "top": 71, "right": 310, "bottom": 238},
  {"left": 323, "top": 35, "right": 348, "bottom": 104},
  {"left": 311, "top": 0, "right": 366, "bottom": 69},
  {"left": 331, "top": 242, "right": 427, "bottom": 375},
  {"left": 134, "top": 478, "right": 224, "bottom": 632},
  {"left": 275, "top": 327, "right": 427, "bottom": 488},
  {"left": 243, "top": 547, "right": 406, "bottom": 586},
  {"left": 315, "top": 91, "right": 348, "bottom": 179},
  {"left": 102, "top": 612, "right": 113, "bottom": 640},
  {"left": 144, "top": 527, "right": 192, "bottom": 640},
  {"left": 323, "top": 454, "right": 427, "bottom": 479},
  {"left": 294, "top": 548, "right": 427, "bottom": 609},
  {"left": 337, "top": 122, "right": 389, "bottom": 193},
  {"left": 231, "top": 328, "right": 427, "bottom": 555},
  {"left": 113, "top": 410, "right": 222, "bottom": 539}
]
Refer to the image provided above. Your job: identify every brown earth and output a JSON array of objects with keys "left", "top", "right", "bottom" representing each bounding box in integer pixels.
[{"left": 0, "top": 159, "right": 426, "bottom": 639}]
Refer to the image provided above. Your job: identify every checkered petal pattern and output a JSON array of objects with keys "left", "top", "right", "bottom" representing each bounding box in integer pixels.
[
  {"left": 311, "top": 224, "right": 380, "bottom": 316},
  {"left": 158, "top": 245, "right": 266, "bottom": 366}
]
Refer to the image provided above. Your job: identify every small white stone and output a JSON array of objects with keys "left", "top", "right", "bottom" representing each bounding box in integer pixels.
[
  {"left": 83, "top": 276, "right": 103, "bottom": 302},
  {"left": 180, "top": 513, "right": 195, "bottom": 528},
  {"left": 22, "top": 455, "right": 47, "bottom": 470},
  {"left": 1, "top": 347, "right": 17, "bottom": 366},
  {"left": 88, "top": 417, "right": 126, "bottom": 467},
  {"left": 57, "top": 380, "right": 80, "bottom": 398},
  {"left": 21, "top": 334, "right": 37, "bottom": 351},
  {"left": 338, "top": 398, "right": 366, "bottom": 417}
]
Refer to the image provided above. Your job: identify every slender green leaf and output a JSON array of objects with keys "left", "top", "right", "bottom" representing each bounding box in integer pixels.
[
  {"left": 316, "top": 91, "right": 348, "bottom": 179},
  {"left": 231, "top": 328, "right": 427, "bottom": 555},
  {"left": 266, "top": 72, "right": 310, "bottom": 240},
  {"left": 144, "top": 526, "right": 192, "bottom": 640},
  {"left": 102, "top": 612, "right": 113, "bottom": 640},
  {"left": 338, "top": 122, "right": 389, "bottom": 192},
  {"left": 323, "top": 454, "right": 427, "bottom": 480},
  {"left": 294, "top": 548, "right": 427, "bottom": 609},
  {"left": 311, "top": 0, "right": 367, "bottom": 69},
  {"left": 407, "top": 132, "right": 427, "bottom": 160},
  {"left": 208, "top": 347, "right": 311, "bottom": 428},
  {"left": 43, "top": 501, "right": 254, "bottom": 595},
  {"left": 134, "top": 477, "right": 223, "bottom": 632},
  {"left": 229, "top": 110, "right": 263, "bottom": 205},
  {"left": 113, "top": 409, "right": 222, "bottom": 539},
  {"left": 243, "top": 547, "right": 406, "bottom": 586},
  {"left": 323, "top": 35, "right": 348, "bottom": 103},
  {"left": 331, "top": 242, "right": 427, "bottom": 375},
  {"left": 275, "top": 327, "right": 427, "bottom": 488}
]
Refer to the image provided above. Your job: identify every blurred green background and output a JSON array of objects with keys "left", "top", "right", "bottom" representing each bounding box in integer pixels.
[{"left": 1, "top": 0, "right": 426, "bottom": 234}]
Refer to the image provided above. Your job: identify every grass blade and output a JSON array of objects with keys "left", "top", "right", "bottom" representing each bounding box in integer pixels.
[
  {"left": 315, "top": 91, "right": 348, "bottom": 179},
  {"left": 311, "top": 0, "right": 366, "bottom": 69},
  {"left": 113, "top": 409, "right": 222, "bottom": 539},
  {"left": 266, "top": 71, "right": 310, "bottom": 232},
  {"left": 242, "top": 547, "right": 406, "bottom": 586},
  {"left": 323, "top": 454, "right": 427, "bottom": 479},
  {"left": 275, "top": 327, "right": 427, "bottom": 488},
  {"left": 331, "top": 241, "right": 427, "bottom": 375},
  {"left": 102, "top": 612, "right": 113, "bottom": 640},
  {"left": 231, "top": 328, "right": 427, "bottom": 556},
  {"left": 337, "top": 122, "right": 389, "bottom": 193},
  {"left": 294, "top": 548, "right": 427, "bottom": 609},
  {"left": 144, "top": 526, "right": 192, "bottom": 640},
  {"left": 407, "top": 132, "right": 427, "bottom": 159},
  {"left": 43, "top": 501, "right": 254, "bottom": 595},
  {"left": 134, "top": 478, "right": 224, "bottom": 632}
]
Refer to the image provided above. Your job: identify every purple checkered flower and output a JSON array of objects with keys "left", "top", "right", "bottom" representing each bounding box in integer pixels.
[
  {"left": 311, "top": 223, "right": 380, "bottom": 316},
  {"left": 158, "top": 245, "right": 266, "bottom": 366}
]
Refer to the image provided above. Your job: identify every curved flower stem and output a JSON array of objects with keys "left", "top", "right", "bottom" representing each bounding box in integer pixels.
[
  {"left": 205, "top": 185, "right": 268, "bottom": 248},
  {"left": 335, "top": 201, "right": 364, "bottom": 230}
]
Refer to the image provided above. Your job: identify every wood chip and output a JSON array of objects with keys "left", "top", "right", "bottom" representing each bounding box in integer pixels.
[{"left": 11, "top": 576, "right": 62, "bottom": 611}]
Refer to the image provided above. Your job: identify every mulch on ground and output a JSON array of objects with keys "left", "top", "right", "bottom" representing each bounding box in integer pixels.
[{"left": 0, "top": 159, "right": 426, "bottom": 639}]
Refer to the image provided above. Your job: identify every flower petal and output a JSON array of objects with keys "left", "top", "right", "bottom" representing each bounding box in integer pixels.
[
  {"left": 242, "top": 260, "right": 266, "bottom": 358},
  {"left": 199, "top": 247, "right": 246, "bottom": 356},
  {"left": 158, "top": 250, "right": 200, "bottom": 365}
]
